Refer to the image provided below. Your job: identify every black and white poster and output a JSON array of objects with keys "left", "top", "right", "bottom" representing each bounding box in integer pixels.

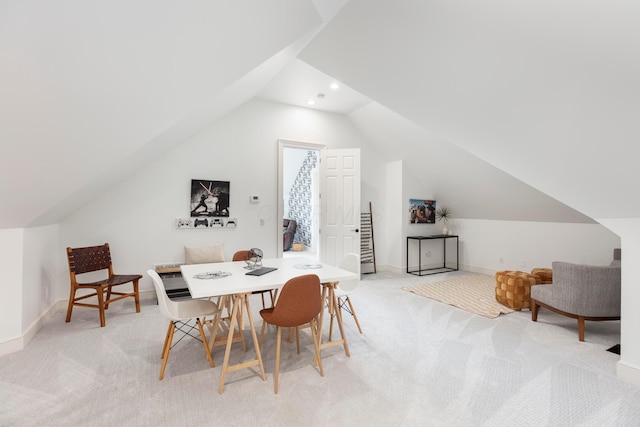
[{"left": 190, "top": 179, "right": 230, "bottom": 217}]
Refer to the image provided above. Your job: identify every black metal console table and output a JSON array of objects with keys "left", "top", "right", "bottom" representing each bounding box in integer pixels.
[{"left": 407, "top": 235, "right": 459, "bottom": 276}]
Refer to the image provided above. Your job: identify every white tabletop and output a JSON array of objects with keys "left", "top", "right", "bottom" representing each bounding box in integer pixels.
[{"left": 180, "top": 256, "right": 358, "bottom": 299}]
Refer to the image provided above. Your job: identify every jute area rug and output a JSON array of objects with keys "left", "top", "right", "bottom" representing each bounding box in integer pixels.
[{"left": 402, "top": 274, "right": 514, "bottom": 319}]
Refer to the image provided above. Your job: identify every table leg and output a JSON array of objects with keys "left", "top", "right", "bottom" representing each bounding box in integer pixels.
[
  {"left": 317, "top": 283, "right": 350, "bottom": 358},
  {"left": 207, "top": 295, "right": 245, "bottom": 353},
  {"left": 217, "top": 293, "right": 266, "bottom": 394},
  {"left": 218, "top": 295, "right": 240, "bottom": 394},
  {"left": 317, "top": 283, "right": 330, "bottom": 342}
]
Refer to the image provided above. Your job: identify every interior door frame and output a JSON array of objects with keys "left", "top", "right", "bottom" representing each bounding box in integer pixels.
[{"left": 277, "top": 139, "right": 326, "bottom": 257}]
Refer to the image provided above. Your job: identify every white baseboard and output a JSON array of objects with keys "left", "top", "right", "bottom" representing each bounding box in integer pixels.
[
  {"left": 377, "top": 263, "right": 497, "bottom": 277},
  {"left": 0, "top": 290, "right": 157, "bottom": 357},
  {"left": 617, "top": 360, "right": 640, "bottom": 386}
]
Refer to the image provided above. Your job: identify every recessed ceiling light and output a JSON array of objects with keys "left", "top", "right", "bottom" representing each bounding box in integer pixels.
[
  {"left": 307, "top": 100, "right": 316, "bottom": 105},
  {"left": 330, "top": 83, "right": 340, "bottom": 90}
]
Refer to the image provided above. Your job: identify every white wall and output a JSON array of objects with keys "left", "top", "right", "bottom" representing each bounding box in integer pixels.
[
  {"left": 0, "top": 228, "right": 23, "bottom": 350},
  {"left": 383, "top": 162, "right": 620, "bottom": 273},
  {"left": 58, "top": 99, "right": 389, "bottom": 296},
  {"left": 598, "top": 218, "right": 640, "bottom": 385}
]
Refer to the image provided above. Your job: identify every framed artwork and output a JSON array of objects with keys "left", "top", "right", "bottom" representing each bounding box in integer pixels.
[
  {"left": 190, "top": 179, "right": 230, "bottom": 217},
  {"left": 409, "top": 199, "right": 436, "bottom": 224}
]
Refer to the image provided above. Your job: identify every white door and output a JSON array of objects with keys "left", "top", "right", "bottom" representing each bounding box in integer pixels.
[{"left": 320, "top": 148, "right": 361, "bottom": 268}]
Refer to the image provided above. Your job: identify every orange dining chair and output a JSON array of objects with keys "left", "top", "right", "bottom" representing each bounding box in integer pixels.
[
  {"left": 66, "top": 243, "right": 141, "bottom": 327},
  {"left": 259, "top": 274, "right": 324, "bottom": 393},
  {"left": 233, "top": 250, "right": 276, "bottom": 308}
]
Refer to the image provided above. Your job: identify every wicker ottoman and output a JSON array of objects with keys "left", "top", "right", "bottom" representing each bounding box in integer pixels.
[
  {"left": 531, "top": 268, "right": 553, "bottom": 284},
  {"left": 495, "top": 270, "right": 542, "bottom": 310}
]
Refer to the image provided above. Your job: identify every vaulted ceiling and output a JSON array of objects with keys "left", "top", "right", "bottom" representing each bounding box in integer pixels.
[{"left": 3, "top": 0, "right": 636, "bottom": 229}]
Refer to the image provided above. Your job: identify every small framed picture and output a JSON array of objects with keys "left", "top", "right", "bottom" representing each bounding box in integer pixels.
[
  {"left": 409, "top": 199, "right": 436, "bottom": 224},
  {"left": 190, "top": 180, "right": 230, "bottom": 217}
]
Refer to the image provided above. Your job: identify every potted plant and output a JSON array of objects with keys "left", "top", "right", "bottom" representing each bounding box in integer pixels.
[{"left": 435, "top": 206, "right": 452, "bottom": 235}]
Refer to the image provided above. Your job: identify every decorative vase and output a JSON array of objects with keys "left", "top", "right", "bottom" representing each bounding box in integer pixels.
[{"left": 442, "top": 224, "right": 448, "bottom": 235}]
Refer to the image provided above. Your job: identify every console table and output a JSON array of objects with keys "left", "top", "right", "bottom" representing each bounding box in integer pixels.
[{"left": 407, "top": 235, "right": 459, "bottom": 276}]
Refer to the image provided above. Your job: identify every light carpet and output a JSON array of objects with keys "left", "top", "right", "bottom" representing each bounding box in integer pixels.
[{"left": 403, "top": 274, "right": 514, "bottom": 318}]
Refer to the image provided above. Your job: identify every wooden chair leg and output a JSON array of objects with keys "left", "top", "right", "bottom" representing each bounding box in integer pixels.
[
  {"left": 295, "top": 327, "right": 300, "bottom": 354},
  {"left": 531, "top": 300, "right": 539, "bottom": 321},
  {"left": 345, "top": 297, "right": 363, "bottom": 334},
  {"left": 269, "top": 290, "right": 275, "bottom": 307},
  {"left": 197, "top": 318, "right": 214, "bottom": 368},
  {"left": 275, "top": 326, "right": 282, "bottom": 394},
  {"left": 105, "top": 285, "right": 112, "bottom": 310},
  {"left": 160, "top": 322, "right": 175, "bottom": 380},
  {"left": 161, "top": 321, "right": 173, "bottom": 358},
  {"left": 65, "top": 286, "right": 77, "bottom": 323},
  {"left": 97, "top": 287, "right": 106, "bottom": 327},
  {"left": 133, "top": 279, "right": 141, "bottom": 313},
  {"left": 578, "top": 316, "right": 585, "bottom": 342}
]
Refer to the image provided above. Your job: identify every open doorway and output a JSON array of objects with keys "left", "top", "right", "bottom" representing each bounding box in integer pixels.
[{"left": 277, "top": 140, "right": 324, "bottom": 259}]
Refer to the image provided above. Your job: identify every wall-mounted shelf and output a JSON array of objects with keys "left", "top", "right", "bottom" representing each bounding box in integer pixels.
[{"left": 175, "top": 217, "right": 237, "bottom": 229}]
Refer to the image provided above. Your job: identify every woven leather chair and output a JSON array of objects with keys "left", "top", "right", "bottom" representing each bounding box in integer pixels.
[
  {"left": 259, "top": 274, "right": 324, "bottom": 393},
  {"left": 66, "top": 243, "right": 141, "bottom": 327}
]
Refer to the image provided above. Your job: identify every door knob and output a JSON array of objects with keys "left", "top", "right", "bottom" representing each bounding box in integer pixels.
[{"left": 351, "top": 228, "right": 359, "bottom": 232}]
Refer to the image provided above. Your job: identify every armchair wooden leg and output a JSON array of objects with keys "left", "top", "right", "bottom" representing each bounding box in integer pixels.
[
  {"left": 578, "top": 316, "right": 585, "bottom": 342},
  {"left": 531, "top": 299, "right": 539, "bottom": 321}
]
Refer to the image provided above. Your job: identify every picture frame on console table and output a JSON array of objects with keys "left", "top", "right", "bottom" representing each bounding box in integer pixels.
[{"left": 409, "top": 199, "right": 435, "bottom": 224}]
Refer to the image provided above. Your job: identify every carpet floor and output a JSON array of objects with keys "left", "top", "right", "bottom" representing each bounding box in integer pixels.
[{"left": 0, "top": 270, "right": 638, "bottom": 426}]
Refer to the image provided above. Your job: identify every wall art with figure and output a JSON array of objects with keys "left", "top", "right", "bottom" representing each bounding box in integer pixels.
[
  {"left": 190, "top": 179, "right": 230, "bottom": 217},
  {"left": 409, "top": 199, "right": 435, "bottom": 224}
]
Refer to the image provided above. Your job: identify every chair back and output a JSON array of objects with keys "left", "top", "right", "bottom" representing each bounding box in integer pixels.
[
  {"left": 233, "top": 250, "right": 251, "bottom": 262},
  {"left": 67, "top": 243, "right": 114, "bottom": 276},
  {"left": 268, "top": 274, "right": 322, "bottom": 327},
  {"left": 337, "top": 253, "right": 360, "bottom": 293},
  {"left": 147, "top": 270, "right": 181, "bottom": 321}
]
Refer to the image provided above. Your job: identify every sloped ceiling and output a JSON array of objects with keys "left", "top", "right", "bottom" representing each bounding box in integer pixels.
[
  {"left": 0, "top": 0, "right": 323, "bottom": 228},
  {"left": 299, "top": 0, "right": 640, "bottom": 221},
  {"left": 3, "top": 0, "right": 625, "bottom": 229}
]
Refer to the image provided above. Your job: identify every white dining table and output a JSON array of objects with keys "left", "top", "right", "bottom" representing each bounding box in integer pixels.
[{"left": 180, "top": 256, "right": 358, "bottom": 393}]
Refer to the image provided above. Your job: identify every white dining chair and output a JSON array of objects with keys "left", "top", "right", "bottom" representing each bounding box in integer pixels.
[
  {"left": 147, "top": 270, "right": 219, "bottom": 380},
  {"left": 329, "top": 253, "right": 363, "bottom": 340}
]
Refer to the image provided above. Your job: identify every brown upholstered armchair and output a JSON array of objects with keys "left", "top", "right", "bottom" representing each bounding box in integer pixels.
[{"left": 283, "top": 219, "right": 297, "bottom": 251}]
